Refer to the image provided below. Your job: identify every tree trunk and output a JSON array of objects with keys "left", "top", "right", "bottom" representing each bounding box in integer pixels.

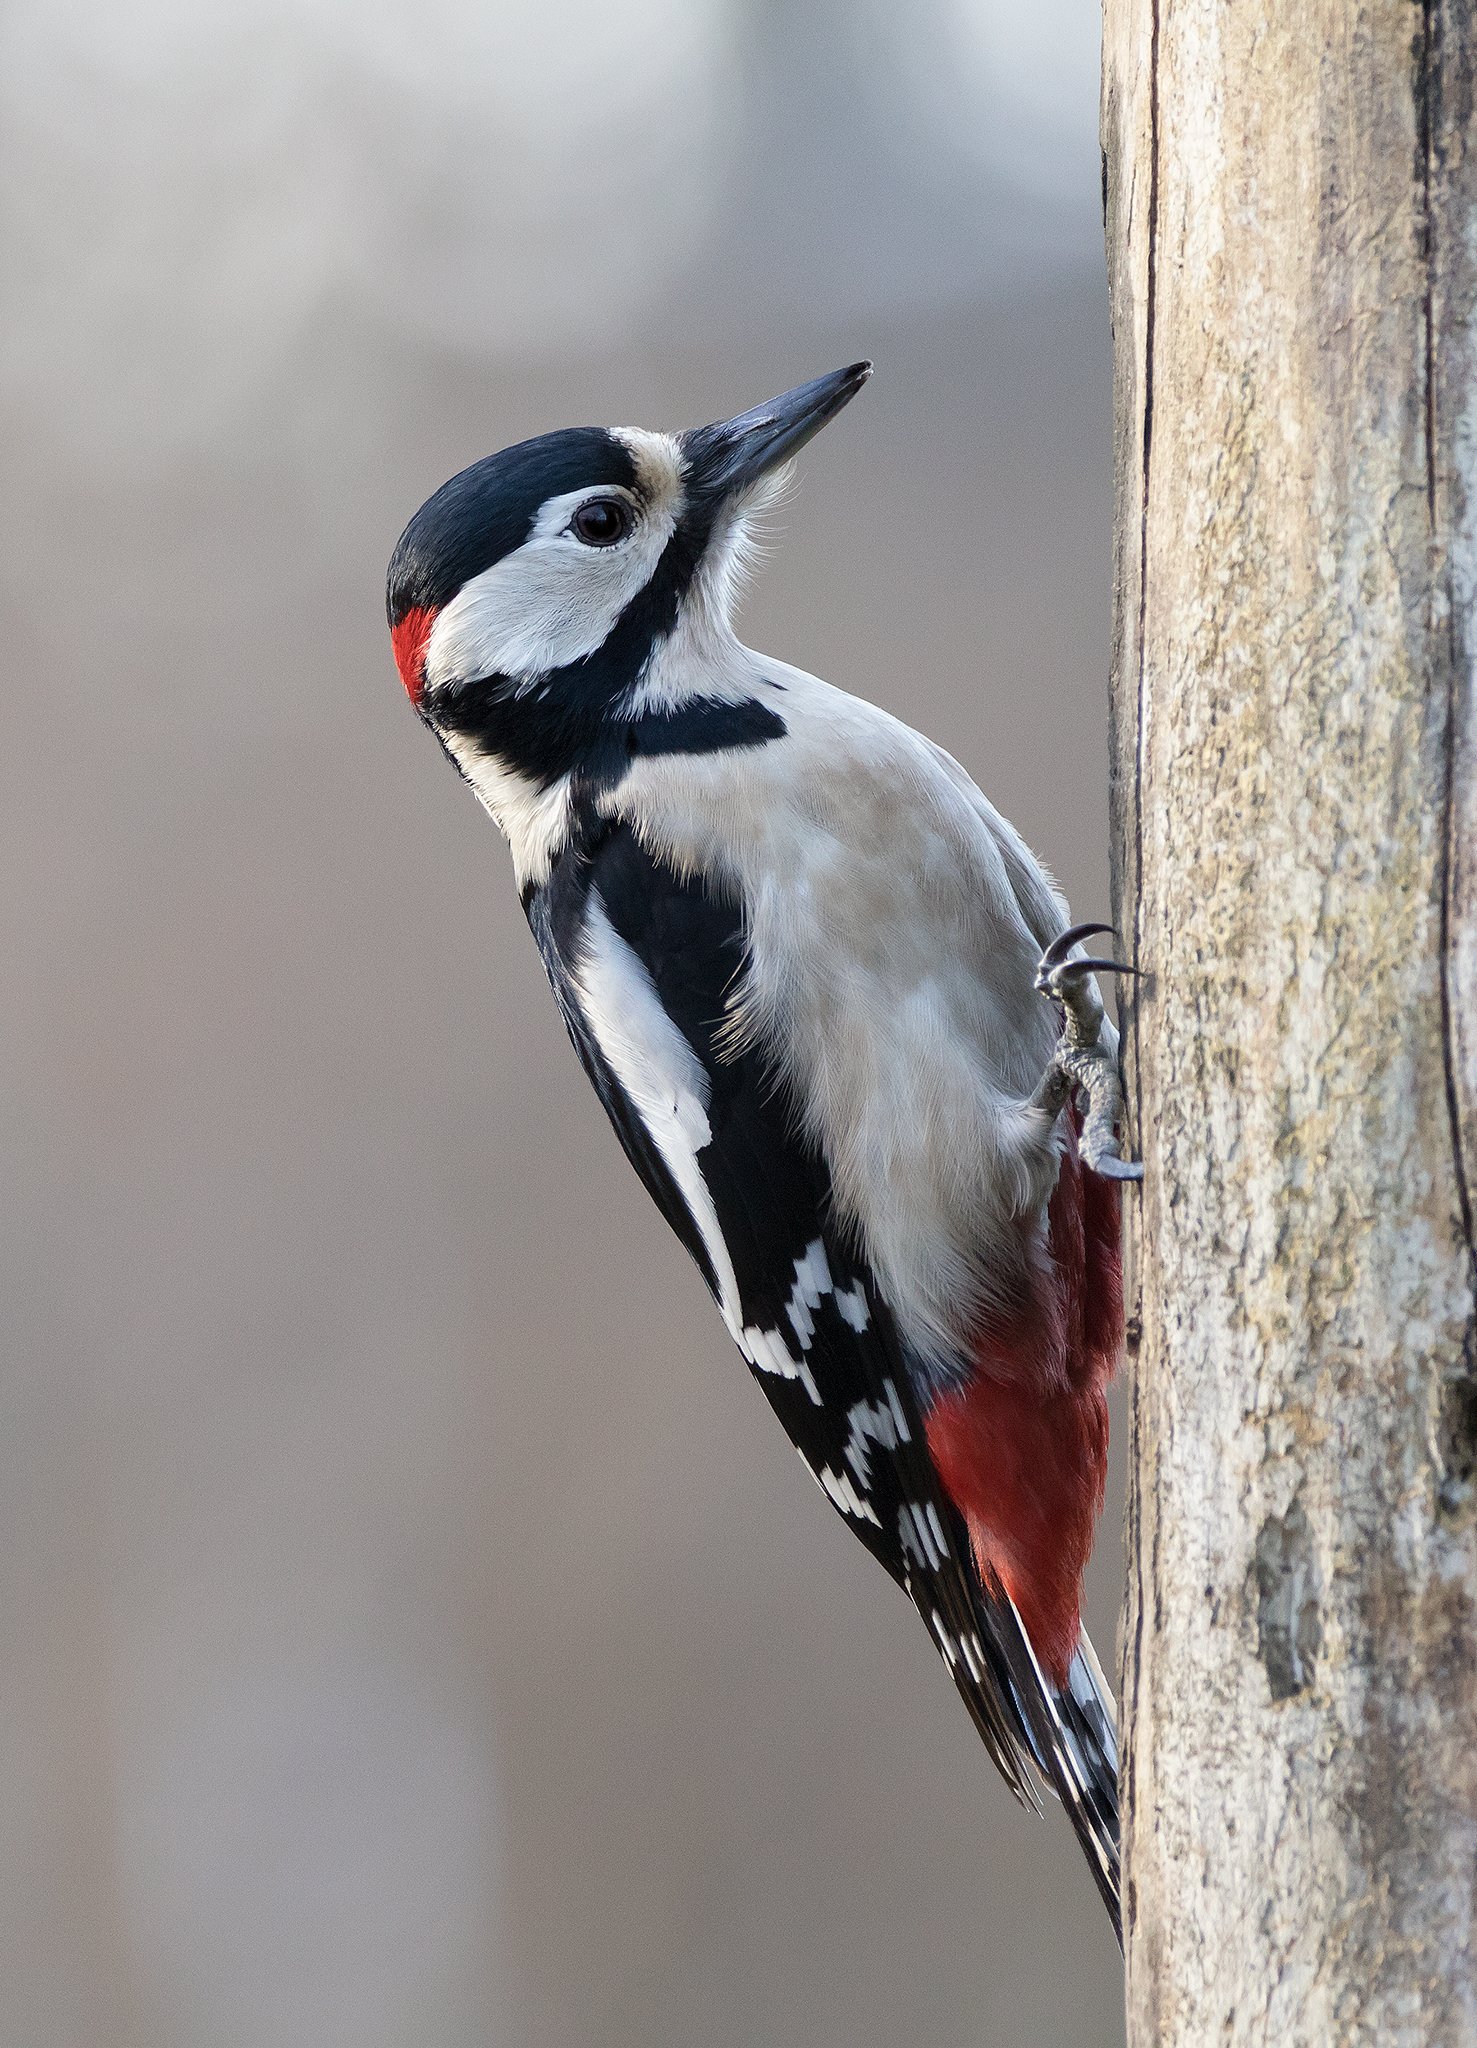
[{"left": 1101, "top": 2, "right": 1477, "bottom": 2040}]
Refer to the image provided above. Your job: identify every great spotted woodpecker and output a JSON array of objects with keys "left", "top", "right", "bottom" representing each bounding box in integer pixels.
[{"left": 386, "top": 365, "right": 1138, "bottom": 1935}]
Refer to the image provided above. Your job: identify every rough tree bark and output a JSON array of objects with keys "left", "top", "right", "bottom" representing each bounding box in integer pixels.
[{"left": 1101, "top": 3, "right": 1477, "bottom": 2040}]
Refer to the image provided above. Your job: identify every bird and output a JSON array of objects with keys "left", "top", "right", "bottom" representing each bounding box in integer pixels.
[{"left": 385, "top": 364, "right": 1138, "bottom": 1936}]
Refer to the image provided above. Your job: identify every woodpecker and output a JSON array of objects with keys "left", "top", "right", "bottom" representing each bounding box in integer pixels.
[{"left": 387, "top": 365, "right": 1137, "bottom": 1936}]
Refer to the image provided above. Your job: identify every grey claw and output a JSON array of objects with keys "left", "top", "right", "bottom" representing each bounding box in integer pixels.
[
  {"left": 1036, "top": 956, "right": 1142, "bottom": 989},
  {"left": 1034, "top": 921, "right": 1144, "bottom": 1183},
  {"left": 1089, "top": 1155, "right": 1144, "bottom": 1183},
  {"left": 1039, "top": 920, "right": 1116, "bottom": 971}
]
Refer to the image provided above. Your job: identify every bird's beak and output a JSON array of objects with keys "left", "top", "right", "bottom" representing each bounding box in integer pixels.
[{"left": 681, "top": 362, "right": 872, "bottom": 498}]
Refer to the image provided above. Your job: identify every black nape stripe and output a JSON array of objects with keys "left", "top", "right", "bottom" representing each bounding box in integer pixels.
[
  {"left": 445, "top": 681, "right": 787, "bottom": 805},
  {"left": 627, "top": 697, "right": 786, "bottom": 760}
]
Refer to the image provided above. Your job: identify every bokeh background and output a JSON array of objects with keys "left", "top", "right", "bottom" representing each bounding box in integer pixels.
[{"left": 2, "top": 3, "right": 1125, "bottom": 2043}]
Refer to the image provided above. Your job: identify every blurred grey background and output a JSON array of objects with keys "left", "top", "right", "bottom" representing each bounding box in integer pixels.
[{"left": 1, "top": 2, "right": 1124, "bottom": 2043}]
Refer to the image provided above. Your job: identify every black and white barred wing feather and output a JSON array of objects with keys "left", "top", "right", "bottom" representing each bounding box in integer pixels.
[{"left": 525, "top": 823, "right": 1057, "bottom": 1798}]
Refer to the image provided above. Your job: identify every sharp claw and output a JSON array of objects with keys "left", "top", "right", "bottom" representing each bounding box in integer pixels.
[
  {"left": 1088, "top": 1156, "right": 1144, "bottom": 1183},
  {"left": 1035, "top": 956, "right": 1143, "bottom": 989},
  {"left": 1036, "top": 922, "right": 1143, "bottom": 1184},
  {"left": 1039, "top": 920, "right": 1116, "bottom": 970}
]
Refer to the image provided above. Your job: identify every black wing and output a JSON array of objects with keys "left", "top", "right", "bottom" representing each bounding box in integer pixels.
[{"left": 526, "top": 819, "right": 1118, "bottom": 1921}]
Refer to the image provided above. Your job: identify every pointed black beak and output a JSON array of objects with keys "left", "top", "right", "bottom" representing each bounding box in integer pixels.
[{"left": 681, "top": 362, "right": 872, "bottom": 498}]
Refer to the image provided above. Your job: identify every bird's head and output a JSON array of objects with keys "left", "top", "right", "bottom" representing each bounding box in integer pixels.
[{"left": 385, "top": 364, "right": 870, "bottom": 786}]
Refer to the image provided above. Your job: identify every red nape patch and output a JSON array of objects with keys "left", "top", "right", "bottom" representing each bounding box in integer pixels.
[
  {"left": 390, "top": 605, "right": 437, "bottom": 705},
  {"left": 925, "top": 1121, "right": 1123, "bottom": 1686}
]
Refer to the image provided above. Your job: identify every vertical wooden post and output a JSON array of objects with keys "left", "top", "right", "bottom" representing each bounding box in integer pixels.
[{"left": 1102, "top": 3, "right": 1477, "bottom": 2038}]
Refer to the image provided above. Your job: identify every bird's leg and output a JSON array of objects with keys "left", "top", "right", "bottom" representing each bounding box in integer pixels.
[{"left": 1030, "top": 923, "right": 1143, "bottom": 1183}]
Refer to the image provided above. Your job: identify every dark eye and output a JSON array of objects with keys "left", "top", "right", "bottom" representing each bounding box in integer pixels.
[{"left": 570, "top": 496, "right": 633, "bottom": 547}]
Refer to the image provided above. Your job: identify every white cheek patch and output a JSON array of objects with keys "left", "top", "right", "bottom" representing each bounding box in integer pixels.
[{"left": 424, "top": 484, "right": 676, "bottom": 687}]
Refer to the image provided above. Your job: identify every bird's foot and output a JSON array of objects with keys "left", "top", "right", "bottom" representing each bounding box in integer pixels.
[{"left": 1031, "top": 923, "right": 1143, "bottom": 1183}]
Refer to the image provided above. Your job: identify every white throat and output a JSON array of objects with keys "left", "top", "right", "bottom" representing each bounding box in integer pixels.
[{"left": 438, "top": 732, "right": 574, "bottom": 891}]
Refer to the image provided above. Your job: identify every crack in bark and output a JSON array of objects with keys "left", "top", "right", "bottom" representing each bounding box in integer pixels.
[
  {"left": 1132, "top": 0, "right": 1162, "bottom": 1004},
  {"left": 1421, "top": 0, "right": 1477, "bottom": 1276},
  {"left": 1438, "top": 1369, "right": 1477, "bottom": 1519},
  {"left": 1122, "top": 0, "right": 1163, "bottom": 1956}
]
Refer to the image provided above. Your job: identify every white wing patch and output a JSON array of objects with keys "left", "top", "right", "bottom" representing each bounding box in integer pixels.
[
  {"left": 573, "top": 918, "right": 876, "bottom": 1436},
  {"left": 569, "top": 937, "right": 925, "bottom": 1543},
  {"left": 816, "top": 1463, "right": 881, "bottom": 1527},
  {"left": 833, "top": 1282, "right": 870, "bottom": 1332},
  {"left": 842, "top": 1380, "right": 912, "bottom": 1488},
  {"left": 574, "top": 894, "right": 743, "bottom": 1333},
  {"left": 737, "top": 1237, "right": 868, "bottom": 1410},
  {"left": 784, "top": 1237, "right": 834, "bottom": 1348},
  {"left": 899, "top": 1500, "right": 948, "bottom": 1573},
  {"left": 741, "top": 1320, "right": 821, "bottom": 1407},
  {"left": 806, "top": 1376, "right": 914, "bottom": 1534}
]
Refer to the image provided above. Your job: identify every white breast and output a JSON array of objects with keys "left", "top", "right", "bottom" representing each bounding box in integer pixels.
[{"left": 609, "top": 652, "right": 1073, "bottom": 1375}]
